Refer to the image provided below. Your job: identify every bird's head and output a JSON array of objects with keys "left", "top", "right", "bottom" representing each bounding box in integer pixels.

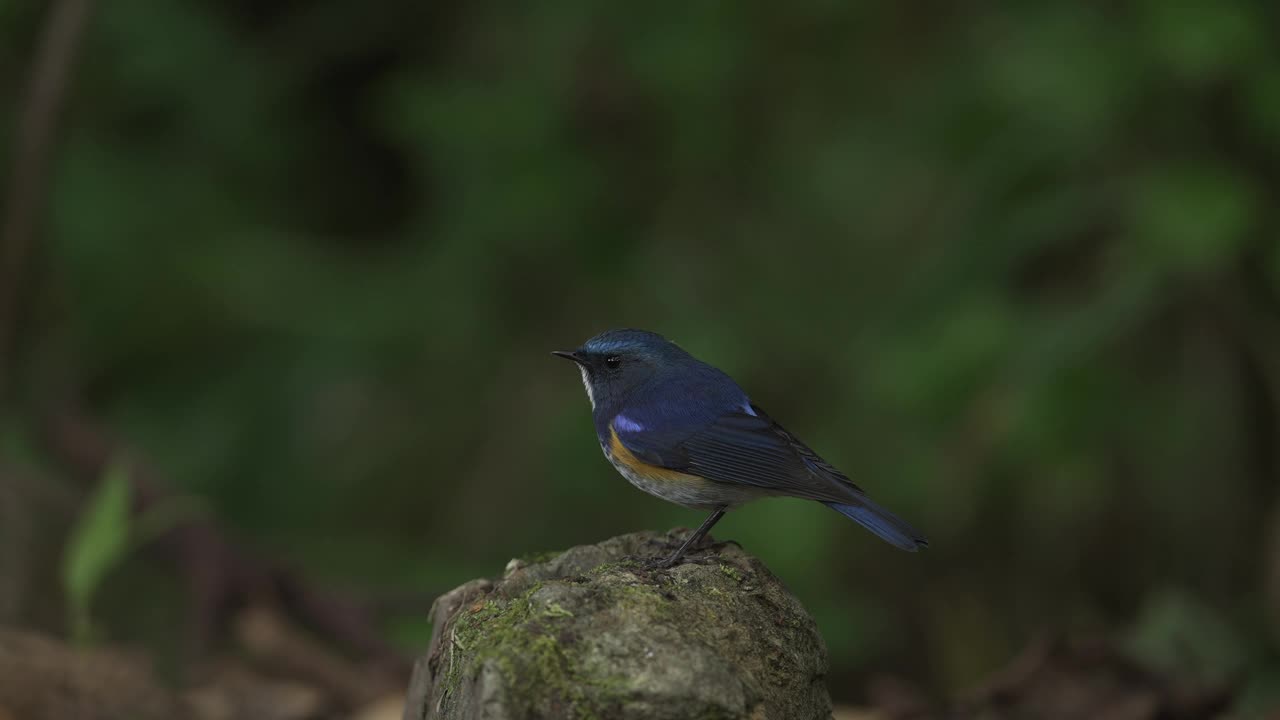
[{"left": 552, "top": 328, "right": 691, "bottom": 410}]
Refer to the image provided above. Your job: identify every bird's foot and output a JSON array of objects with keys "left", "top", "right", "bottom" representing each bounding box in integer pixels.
[
  {"left": 620, "top": 549, "right": 693, "bottom": 570},
  {"left": 622, "top": 525, "right": 730, "bottom": 570},
  {"left": 617, "top": 553, "right": 670, "bottom": 570},
  {"left": 669, "top": 551, "right": 722, "bottom": 566},
  {"left": 644, "top": 554, "right": 679, "bottom": 570},
  {"left": 646, "top": 544, "right": 723, "bottom": 569}
]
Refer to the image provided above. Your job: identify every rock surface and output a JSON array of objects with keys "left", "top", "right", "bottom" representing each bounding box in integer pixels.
[{"left": 403, "top": 530, "right": 832, "bottom": 720}]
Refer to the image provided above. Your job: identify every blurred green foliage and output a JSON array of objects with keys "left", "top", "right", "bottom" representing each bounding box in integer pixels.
[
  {"left": 4, "top": 0, "right": 1280, "bottom": 704},
  {"left": 62, "top": 462, "right": 130, "bottom": 643}
]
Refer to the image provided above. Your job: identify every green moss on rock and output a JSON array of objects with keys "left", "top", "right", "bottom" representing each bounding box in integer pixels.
[
  {"left": 408, "top": 530, "right": 831, "bottom": 720},
  {"left": 718, "top": 564, "right": 744, "bottom": 583}
]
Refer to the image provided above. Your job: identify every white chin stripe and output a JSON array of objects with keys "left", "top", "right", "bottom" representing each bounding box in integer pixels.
[{"left": 578, "top": 366, "right": 595, "bottom": 408}]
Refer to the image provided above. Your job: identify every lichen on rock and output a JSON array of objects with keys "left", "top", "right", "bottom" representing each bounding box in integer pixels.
[{"left": 404, "top": 530, "right": 832, "bottom": 720}]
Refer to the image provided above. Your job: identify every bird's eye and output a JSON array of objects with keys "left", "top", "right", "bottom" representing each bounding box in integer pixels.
[{"left": 605, "top": 356, "right": 621, "bottom": 369}]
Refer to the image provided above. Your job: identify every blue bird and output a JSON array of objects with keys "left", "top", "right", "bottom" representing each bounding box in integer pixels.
[{"left": 554, "top": 328, "right": 928, "bottom": 567}]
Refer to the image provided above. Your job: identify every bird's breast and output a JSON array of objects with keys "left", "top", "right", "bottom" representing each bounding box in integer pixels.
[
  {"left": 601, "top": 425, "right": 762, "bottom": 511},
  {"left": 604, "top": 428, "right": 693, "bottom": 481}
]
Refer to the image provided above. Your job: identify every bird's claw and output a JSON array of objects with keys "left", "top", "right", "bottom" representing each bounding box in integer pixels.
[
  {"left": 642, "top": 549, "right": 684, "bottom": 569},
  {"left": 647, "top": 547, "right": 721, "bottom": 569},
  {"left": 620, "top": 552, "right": 686, "bottom": 570}
]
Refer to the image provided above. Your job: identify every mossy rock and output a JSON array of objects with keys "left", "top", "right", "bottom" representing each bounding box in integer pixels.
[{"left": 404, "top": 530, "right": 831, "bottom": 720}]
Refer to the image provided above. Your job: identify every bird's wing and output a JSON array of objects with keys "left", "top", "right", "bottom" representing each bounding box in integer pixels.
[
  {"left": 617, "top": 402, "right": 930, "bottom": 551},
  {"left": 615, "top": 403, "right": 866, "bottom": 504}
]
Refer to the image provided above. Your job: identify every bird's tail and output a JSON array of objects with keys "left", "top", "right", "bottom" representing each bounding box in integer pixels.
[{"left": 825, "top": 499, "right": 928, "bottom": 552}]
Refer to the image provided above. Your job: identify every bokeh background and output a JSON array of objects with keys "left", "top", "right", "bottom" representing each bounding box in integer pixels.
[{"left": 2, "top": 0, "right": 1280, "bottom": 713}]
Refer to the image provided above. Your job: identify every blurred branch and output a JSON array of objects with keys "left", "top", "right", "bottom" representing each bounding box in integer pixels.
[{"left": 0, "top": 0, "right": 94, "bottom": 404}]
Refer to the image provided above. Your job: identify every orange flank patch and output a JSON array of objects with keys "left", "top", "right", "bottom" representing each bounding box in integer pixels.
[{"left": 608, "top": 426, "right": 700, "bottom": 483}]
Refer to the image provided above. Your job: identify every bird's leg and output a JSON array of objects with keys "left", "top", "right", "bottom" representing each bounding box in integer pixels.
[{"left": 652, "top": 508, "right": 726, "bottom": 568}]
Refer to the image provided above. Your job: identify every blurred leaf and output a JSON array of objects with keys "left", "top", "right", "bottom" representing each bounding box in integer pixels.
[
  {"left": 1126, "top": 589, "right": 1247, "bottom": 683},
  {"left": 1244, "top": 65, "right": 1280, "bottom": 151},
  {"left": 873, "top": 296, "right": 1015, "bottom": 417},
  {"left": 1138, "top": 0, "right": 1263, "bottom": 83},
  {"left": 1234, "top": 664, "right": 1280, "bottom": 719},
  {"left": 62, "top": 462, "right": 132, "bottom": 643},
  {"left": 975, "top": 6, "right": 1133, "bottom": 147},
  {"left": 1129, "top": 164, "right": 1258, "bottom": 272}
]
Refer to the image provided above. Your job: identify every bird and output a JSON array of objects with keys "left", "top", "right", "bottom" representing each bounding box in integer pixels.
[{"left": 553, "top": 328, "right": 928, "bottom": 567}]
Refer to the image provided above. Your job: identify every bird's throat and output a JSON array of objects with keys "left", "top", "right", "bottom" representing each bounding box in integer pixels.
[{"left": 578, "top": 366, "right": 595, "bottom": 408}]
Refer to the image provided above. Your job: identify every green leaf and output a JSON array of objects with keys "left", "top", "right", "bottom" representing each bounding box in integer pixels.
[
  {"left": 61, "top": 462, "right": 133, "bottom": 643},
  {"left": 1129, "top": 163, "right": 1258, "bottom": 271}
]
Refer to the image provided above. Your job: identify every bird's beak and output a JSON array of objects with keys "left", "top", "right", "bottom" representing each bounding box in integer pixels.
[{"left": 551, "top": 350, "right": 586, "bottom": 366}]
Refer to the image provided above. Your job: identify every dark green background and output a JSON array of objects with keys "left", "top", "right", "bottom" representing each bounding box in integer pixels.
[{"left": 3, "top": 0, "right": 1279, "bottom": 708}]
